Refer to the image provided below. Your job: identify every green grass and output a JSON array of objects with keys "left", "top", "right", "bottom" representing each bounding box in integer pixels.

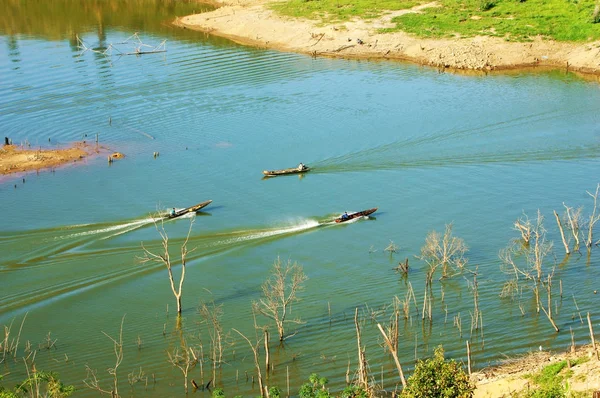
[
  {"left": 271, "top": 0, "right": 420, "bottom": 23},
  {"left": 271, "top": 0, "right": 600, "bottom": 41}
]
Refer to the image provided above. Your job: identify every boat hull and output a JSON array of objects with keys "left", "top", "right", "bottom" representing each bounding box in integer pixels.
[
  {"left": 167, "top": 200, "right": 213, "bottom": 219},
  {"left": 263, "top": 166, "right": 310, "bottom": 177},
  {"left": 335, "top": 208, "right": 378, "bottom": 223}
]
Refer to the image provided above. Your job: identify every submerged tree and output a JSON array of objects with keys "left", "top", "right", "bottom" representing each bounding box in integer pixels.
[
  {"left": 499, "top": 210, "right": 558, "bottom": 331},
  {"left": 586, "top": 183, "right": 600, "bottom": 249},
  {"left": 139, "top": 218, "right": 196, "bottom": 315},
  {"left": 253, "top": 257, "right": 308, "bottom": 341},
  {"left": 419, "top": 223, "right": 468, "bottom": 284}
]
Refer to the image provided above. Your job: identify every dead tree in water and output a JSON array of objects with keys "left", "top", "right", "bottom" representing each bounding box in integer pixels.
[
  {"left": 253, "top": 257, "right": 307, "bottom": 341},
  {"left": 233, "top": 329, "right": 267, "bottom": 398},
  {"left": 139, "top": 219, "right": 195, "bottom": 315},
  {"left": 563, "top": 203, "right": 583, "bottom": 252},
  {"left": 586, "top": 184, "right": 600, "bottom": 249},
  {"left": 500, "top": 210, "right": 557, "bottom": 331},
  {"left": 354, "top": 308, "right": 369, "bottom": 393},
  {"left": 553, "top": 210, "right": 570, "bottom": 255},
  {"left": 199, "top": 296, "right": 225, "bottom": 384},
  {"left": 419, "top": 223, "right": 468, "bottom": 284},
  {"left": 167, "top": 334, "right": 199, "bottom": 393},
  {"left": 540, "top": 272, "right": 559, "bottom": 332},
  {"left": 84, "top": 315, "right": 125, "bottom": 397},
  {"left": 514, "top": 212, "right": 532, "bottom": 244}
]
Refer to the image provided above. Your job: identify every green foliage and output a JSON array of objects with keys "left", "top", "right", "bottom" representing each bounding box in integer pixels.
[
  {"left": 269, "top": 386, "right": 282, "bottom": 398},
  {"left": 273, "top": 0, "right": 600, "bottom": 41},
  {"left": 517, "top": 383, "right": 566, "bottom": 397},
  {"left": 401, "top": 346, "right": 474, "bottom": 398},
  {"left": 592, "top": 3, "right": 600, "bottom": 23},
  {"left": 299, "top": 373, "right": 331, "bottom": 398},
  {"left": 212, "top": 388, "right": 226, "bottom": 398},
  {"left": 479, "top": 0, "right": 496, "bottom": 11},
  {"left": 271, "top": 0, "right": 419, "bottom": 22},
  {"left": 533, "top": 361, "right": 568, "bottom": 385},
  {"left": 0, "top": 372, "right": 74, "bottom": 398},
  {"left": 340, "top": 385, "right": 368, "bottom": 398}
]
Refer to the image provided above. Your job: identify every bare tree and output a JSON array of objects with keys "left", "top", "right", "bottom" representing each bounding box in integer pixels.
[
  {"left": 139, "top": 219, "right": 196, "bottom": 315},
  {"left": 586, "top": 183, "right": 600, "bottom": 249},
  {"left": 84, "top": 315, "right": 125, "bottom": 397},
  {"left": 563, "top": 203, "right": 583, "bottom": 251},
  {"left": 553, "top": 210, "right": 570, "bottom": 255},
  {"left": 514, "top": 213, "right": 532, "bottom": 244},
  {"left": 167, "top": 334, "right": 199, "bottom": 393},
  {"left": 354, "top": 308, "right": 369, "bottom": 393},
  {"left": 233, "top": 328, "right": 267, "bottom": 398},
  {"left": 419, "top": 223, "right": 468, "bottom": 283},
  {"left": 199, "top": 296, "right": 225, "bottom": 385},
  {"left": 499, "top": 211, "right": 557, "bottom": 331},
  {"left": 252, "top": 257, "right": 308, "bottom": 341}
]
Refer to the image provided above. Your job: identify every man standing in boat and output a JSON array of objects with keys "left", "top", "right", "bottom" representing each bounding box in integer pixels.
[{"left": 298, "top": 162, "right": 305, "bottom": 171}]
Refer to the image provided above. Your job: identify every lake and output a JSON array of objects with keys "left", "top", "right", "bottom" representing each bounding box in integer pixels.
[{"left": 1, "top": 1, "right": 600, "bottom": 396}]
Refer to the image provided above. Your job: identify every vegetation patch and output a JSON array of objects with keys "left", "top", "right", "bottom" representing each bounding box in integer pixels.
[
  {"left": 271, "top": 0, "right": 419, "bottom": 23},
  {"left": 272, "top": 0, "right": 600, "bottom": 41}
]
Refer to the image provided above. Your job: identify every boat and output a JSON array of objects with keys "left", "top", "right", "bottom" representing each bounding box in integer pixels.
[
  {"left": 263, "top": 165, "right": 310, "bottom": 177},
  {"left": 167, "top": 200, "right": 213, "bottom": 219},
  {"left": 334, "top": 208, "right": 378, "bottom": 223}
]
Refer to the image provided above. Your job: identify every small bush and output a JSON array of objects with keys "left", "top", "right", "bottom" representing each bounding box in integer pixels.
[
  {"left": 479, "top": 0, "right": 496, "bottom": 10},
  {"left": 340, "top": 385, "right": 368, "bottom": 398},
  {"left": 401, "top": 346, "right": 474, "bottom": 398},
  {"left": 519, "top": 383, "right": 566, "bottom": 398},
  {"left": 212, "top": 388, "right": 226, "bottom": 398},
  {"left": 299, "top": 374, "right": 331, "bottom": 398},
  {"left": 592, "top": 4, "right": 600, "bottom": 23},
  {"left": 269, "top": 386, "right": 282, "bottom": 398}
]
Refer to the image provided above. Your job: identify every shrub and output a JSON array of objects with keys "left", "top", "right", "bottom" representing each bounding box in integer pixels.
[
  {"left": 479, "top": 0, "right": 496, "bottom": 11},
  {"left": 401, "top": 346, "right": 474, "bottom": 398},
  {"left": 212, "top": 388, "right": 226, "bottom": 398},
  {"left": 592, "top": 4, "right": 600, "bottom": 24},
  {"left": 269, "top": 386, "right": 282, "bottom": 398},
  {"left": 299, "top": 373, "right": 331, "bottom": 398},
  {"left": 340, "top": 385, "right": 368, "bottom": 398}
]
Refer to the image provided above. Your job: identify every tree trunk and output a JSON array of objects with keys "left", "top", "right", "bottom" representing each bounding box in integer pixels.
[{"left": 554, "top": 210, "right": 570, "bottom": 255}]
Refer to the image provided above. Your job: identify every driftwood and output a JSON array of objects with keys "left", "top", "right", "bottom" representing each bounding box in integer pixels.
[{"left": 310, "top": 32, "right": 326, "bottom": 46}]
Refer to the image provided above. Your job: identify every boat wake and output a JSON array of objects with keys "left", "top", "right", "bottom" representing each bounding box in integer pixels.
[
  {"left": 309, "top": 106, "right": 600, "bottom": 174},
  {"left": 62, "top": 217, "right": 158, "bottom": 240},
  {"left": 211, "top": 219, "right": 320, "bottom": 246}
]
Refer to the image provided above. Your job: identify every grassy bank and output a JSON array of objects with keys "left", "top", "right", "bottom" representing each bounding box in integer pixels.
[{"left": 271, "top": 0, "right": 600, "bottom": 41}]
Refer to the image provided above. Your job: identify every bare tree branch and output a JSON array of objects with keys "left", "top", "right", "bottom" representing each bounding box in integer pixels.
[{"left": 252, "top": 257, "right": 307, "bottom": 341}]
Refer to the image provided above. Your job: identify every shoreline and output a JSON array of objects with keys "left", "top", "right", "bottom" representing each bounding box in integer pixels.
[
  {"left": 0, "top": 142, "right": 101, "bottom": 180},
  {"left": 472, "top": 343, "right": 600, "bottom": 396},
  {"left": 174, "top": 0, "right": 600, "bottom": 77}
]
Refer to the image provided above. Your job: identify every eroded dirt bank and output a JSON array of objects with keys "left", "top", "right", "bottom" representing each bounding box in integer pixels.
[{"left": 175, "top": 0, "right": 600, "bottom": 76}]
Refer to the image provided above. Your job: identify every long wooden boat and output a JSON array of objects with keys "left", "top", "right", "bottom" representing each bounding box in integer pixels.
[
  {"left": 263, "top": 165, "right": 310, "bottom": 177},
  {"left": 334, "top": 208, "right": 378, "bottom": 223},
  {"left": 167, "top": 200, "right": 212, "bottom": 219}
]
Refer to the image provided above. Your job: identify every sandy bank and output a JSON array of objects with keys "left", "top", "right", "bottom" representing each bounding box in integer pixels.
[
  {"left": 175, "top": 0, "right": 600, "bottom": 76},
  {"left": 0, "top": 142, "right": 98, "bottom": 178},
  {"left": 473, "top": 344, "right": 600, "bottom": 396}
]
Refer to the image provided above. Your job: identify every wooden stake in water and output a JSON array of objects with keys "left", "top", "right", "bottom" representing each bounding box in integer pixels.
[
  {"left": 587, "top": 312, "right": 599, "bottom": 360},
  {"left": 466, "top": 340, "right": 472, "bottom": 376}
]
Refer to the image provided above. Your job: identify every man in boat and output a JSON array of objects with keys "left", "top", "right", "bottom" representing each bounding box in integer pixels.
[
  {"left": 297, "top": 162, "right": 306, "bottom": 171},
  {"left": 170, "top": 208, "right": 176, "bottom": 217},
  {"left": 341, "top": 212, "right": 349, "bottom": 221}
]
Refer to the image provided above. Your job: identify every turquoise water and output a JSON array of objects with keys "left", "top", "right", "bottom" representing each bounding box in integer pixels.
[{"left": 1, "top": 1, "right": 600, "bottom": 396}]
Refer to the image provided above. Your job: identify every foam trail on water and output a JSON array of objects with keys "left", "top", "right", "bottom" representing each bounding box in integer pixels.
[
  {"left": 212, "top": 219, "right": 320, "bottom": 246},
  {"left": 60, "top": 217, "right": 157, "bottom": 239}
]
